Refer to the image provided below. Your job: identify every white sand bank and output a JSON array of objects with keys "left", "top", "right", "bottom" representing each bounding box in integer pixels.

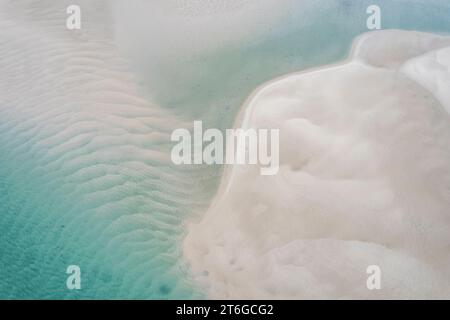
[{"left": 184, "top": 30, "right": 450, "bottom": 299}]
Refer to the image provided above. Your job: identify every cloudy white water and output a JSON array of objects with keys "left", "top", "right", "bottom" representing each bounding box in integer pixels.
[{"left": 0, "top": 0, "right": 450, "bottom": 299}]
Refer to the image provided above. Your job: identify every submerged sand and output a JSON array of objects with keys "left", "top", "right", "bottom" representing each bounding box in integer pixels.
[{"left": 184, "top": 30, "right": 450, "bottom": 299}]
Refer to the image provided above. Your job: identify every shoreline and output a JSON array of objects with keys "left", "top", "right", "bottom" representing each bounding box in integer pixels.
[
  {"left": 183, "top": 28, "right": 450, "bottom": 299},
  {"left": 206, "top": 29, "right": 450, "bottom": 210},
  {"left": 207, "top": 29, "right": 406, "bottom": 209}
]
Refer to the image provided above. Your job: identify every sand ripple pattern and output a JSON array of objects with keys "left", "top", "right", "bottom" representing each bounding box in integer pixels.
[{"left": 0, "top": 0, "right": 202, "bottom": 299}]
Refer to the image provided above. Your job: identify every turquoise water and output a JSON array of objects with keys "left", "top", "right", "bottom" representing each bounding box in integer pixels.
[{"left": 1, "top": 0, "right": 450, "bottom": 299}]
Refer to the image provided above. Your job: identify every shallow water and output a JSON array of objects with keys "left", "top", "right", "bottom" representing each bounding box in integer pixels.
[{"left": 0, "top": 0, "right": 450, "bottom": 299}]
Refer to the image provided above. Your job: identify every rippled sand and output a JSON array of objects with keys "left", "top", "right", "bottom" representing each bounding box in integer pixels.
[{"left": 0, "top": 0, "right": 202, "bottom": 299}]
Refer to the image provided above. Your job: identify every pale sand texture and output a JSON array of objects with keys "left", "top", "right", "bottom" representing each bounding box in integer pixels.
[{"left": 184, "top": 30, "right": 450, "bottom": 299}]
